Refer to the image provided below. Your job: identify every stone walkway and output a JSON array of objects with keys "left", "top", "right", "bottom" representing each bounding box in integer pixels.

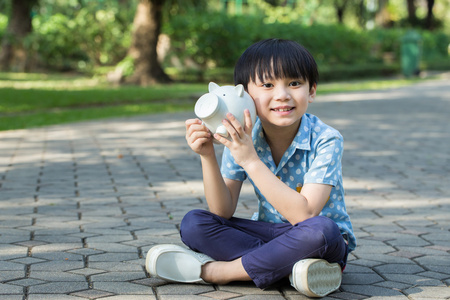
[{"left": 0, "top": 75, "right": 449, "bottom": 299}]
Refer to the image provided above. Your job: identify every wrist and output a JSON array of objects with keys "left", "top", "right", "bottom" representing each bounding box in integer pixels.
[{"left": 241, "top": 156, "right": 262, "bottom": 173}]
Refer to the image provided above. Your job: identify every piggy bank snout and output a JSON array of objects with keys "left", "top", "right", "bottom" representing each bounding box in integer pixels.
[{"left": 194, "top": 93, "right": 220, "bottom": 120}]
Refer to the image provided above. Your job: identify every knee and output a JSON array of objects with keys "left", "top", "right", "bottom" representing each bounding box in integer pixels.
[
  {"left": 293, "top": 216, "right": 340, "bottom": 247},
  {"left": 180, "top": 209, "right": 215, "bottom": 247}
]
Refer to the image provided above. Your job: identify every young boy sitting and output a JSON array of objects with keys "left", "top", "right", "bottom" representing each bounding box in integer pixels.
[{"left": 146, "top": 38, "right": 356, "bottom": 298}]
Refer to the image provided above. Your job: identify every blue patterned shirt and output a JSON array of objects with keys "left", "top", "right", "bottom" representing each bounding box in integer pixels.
[{"left": 220, "top": 113, "right": 356, "bottom": 251}]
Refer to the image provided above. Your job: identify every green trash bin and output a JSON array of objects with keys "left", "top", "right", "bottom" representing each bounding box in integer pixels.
[{"left": 401, "top": 30, "right": 422, "bottom": 77}]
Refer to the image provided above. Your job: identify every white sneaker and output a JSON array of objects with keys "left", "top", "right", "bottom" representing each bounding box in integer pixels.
[
  {"left": 289, "top": 259, "right": 342, "bottom": 298},
  {"left": 145, "top": 244, "right": 215, "bottom": 284}
]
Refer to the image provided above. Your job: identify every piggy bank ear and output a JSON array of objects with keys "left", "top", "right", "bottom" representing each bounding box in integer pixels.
[
  {"left": 208, "top": 82, "right": 220, "bottom": 92},
  {"left": 235, "top": 84, "right": 244, "bottom": 97}
]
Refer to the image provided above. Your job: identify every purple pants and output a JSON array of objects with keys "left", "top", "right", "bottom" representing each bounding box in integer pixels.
[{"left": 180, "top": 209, "right": 348, "bottom": 289}]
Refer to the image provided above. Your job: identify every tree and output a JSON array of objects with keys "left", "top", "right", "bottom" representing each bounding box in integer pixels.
[
  {"left": 406, "top": 0, "right": 418, "bottom": 26},
  {"left": 126, "top": 0, "right": 171, "bottom": 86},
  {"left": 375, "top": 0, "right": 390, "bottom": 27},
  {"left": 0, "top": 0, "right": 38, "bottom": 71},
  {"left": 425, "top": 0, "right": 435, "bottom": 29},
  {"left": 333, "top": 0, "right": 348, "bottom": 24}
]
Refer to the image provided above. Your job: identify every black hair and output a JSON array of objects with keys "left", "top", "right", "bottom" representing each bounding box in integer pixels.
[{"left": 234, "top": 38, "right": 319, "bottom": 91}]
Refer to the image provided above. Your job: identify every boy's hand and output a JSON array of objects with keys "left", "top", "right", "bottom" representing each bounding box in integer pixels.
[
  {"left": 214, "top": 110, "right": 259, "bottom": 169},
  {"left": 185, "top": 119, "right": 214, "bottom": 157}
]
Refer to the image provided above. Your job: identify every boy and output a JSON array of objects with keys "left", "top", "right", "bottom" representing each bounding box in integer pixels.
[{"left": 146, "top": 39, "right": 356, "bottom": 298}]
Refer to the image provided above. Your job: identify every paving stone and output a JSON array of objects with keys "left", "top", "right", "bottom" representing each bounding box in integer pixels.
[
  {"left": 93, "top": 281, "right": 154, "bottom": 294},
  {"left": 30, "top": 260, "right": 85, "bottom": 271},
  {"left": 383, "top": 274, "right": 445, "bottom": 286},
  {"left": 341, "top": 272, "right": 384, "bottom": 285},
  {"left": 29, "top": 271, "right": 86, "bottom": 282},
  {"left": 414, "top": 255, "right": 450, "bottom": 267},
  {"left": 8, "top": 278, "right": 46, "bottom": 287},
  {"left": 85, "top": 243, "right": 137, "bottom": 253},
  {"left": 100, "top": 296, "right": 157, "bottom": 300},
  {"left": 156, "top": 283, "right": 215, "bottom": 295},
  {"left": 0, "top": 261, "right": 25, "bottom": 271},
  {"left": 373, "top": 263, "right": 425, "bottom": 274},
  {"left": 27, "top": 296, "right": 87, "bottom": 300},
  {"left": 70, "top": 289, "right": 115, "bottom": 299},
  {"left": 88, "top": 252, "right": 139, "bottom": 262},
  {"left": 28, "top": 281, "right": 88, "bottom": 294},
  {"left": 199, "top": 290, "right": 242, "bottom": 300},
  {"left": 341, "top": 284, "right": 405, "bottom": 297},
  {"left": 87, "top": 262, "right": 142, "bottom": 272},
  {"left": 0, "top": 271, "right": 25, "bottom": 282},
  {"left": 90, "top": 271, "right": 146, "bottom": 282},
  {"left": 404, "top": 286, "right": 450, "bottom": 298}
]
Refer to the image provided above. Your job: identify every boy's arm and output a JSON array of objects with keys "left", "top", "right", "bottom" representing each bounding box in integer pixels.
[
  {"left": 243, "top": 160, "right": 331, "bottom": 224},
  {"left": 185, "top": 118, "right": 241, "bottom": 219},
  {"left": 200, "top": 154, "right": 242, "bottom": 219},
  {"left": 215, "top": 111, "right": 332, "bottom": 225}
]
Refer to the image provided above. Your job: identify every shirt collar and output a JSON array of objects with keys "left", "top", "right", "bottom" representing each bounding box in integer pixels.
[{"left": 252, "top": 114, "right": 312, "bottom": 154}]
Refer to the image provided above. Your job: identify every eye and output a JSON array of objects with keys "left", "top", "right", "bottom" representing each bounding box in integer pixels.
[
  {"left": 289, "top": 81, "right": 302, "bottom": 87},
  {"left": 262, "top": 83, "right": 273, "bottom": 88}
]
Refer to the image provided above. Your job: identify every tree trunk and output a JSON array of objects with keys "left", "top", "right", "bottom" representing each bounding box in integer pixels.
[
  {"left": 375, "top": 0, "right": 390, "bottom": 27},
  {"left": 406, "top": 0, "right": 418, "bottom": 26},
  {"left": 334, "top": 0, "right": 347, "bottom": 24},
  {"left": 127, "top": 0, "right": 171, "bottom": 86},
  {"left": 0, "top": 0, "right": 37, "bottom": 71},
  {"left": 425, "top": 0, "right": 435, "bottom": 29}
]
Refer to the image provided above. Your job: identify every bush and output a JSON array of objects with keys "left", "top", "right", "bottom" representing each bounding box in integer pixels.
[
  {"left": 27, "top": 13, "right": 85, "bottom": 70},
  {"left": 162, "top": 12, "right": 449, "bottom": 82},
  {"left": 163, "top": 12, "right": 374, "bottom": 71},
  {"left": 0, "top": 13, "right": 8, "bottom": 41},
  {"left": 26, "top": 3, "right": 132, "bottom": 71}
]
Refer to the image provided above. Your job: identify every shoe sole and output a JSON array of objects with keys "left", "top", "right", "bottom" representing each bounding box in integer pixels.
[
  {"left": 291, "top": 259, "right": 342, "bottom": 297},
  {"left": 145, "top": 244, "right": 209, "bottom": 283}
]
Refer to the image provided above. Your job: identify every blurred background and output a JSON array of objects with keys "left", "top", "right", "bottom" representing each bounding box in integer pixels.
[{"left": 0, "top": 0, "right": 449, "bottom": 84}]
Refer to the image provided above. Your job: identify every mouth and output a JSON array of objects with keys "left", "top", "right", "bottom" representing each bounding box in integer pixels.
[{"left": 271, "top": 107, "right": 294, "bottom": 112}]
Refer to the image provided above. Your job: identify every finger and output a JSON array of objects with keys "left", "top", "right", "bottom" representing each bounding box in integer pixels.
[
  {"left": 221, "top": 118, "right": 240, "bottom": 140},
  {"left": 225, "top": 113, "right": 244, "bottom": 135},
  {"left": 185, "top": 118, "right": 202, "bottom": 129},
  {"left": 243, "top": 109, "right": 253, "bottom": 132},
  {"left": 188, "top": 129, "right": 211, "bottom": 142},
  {"left": 214, "top": 133, "right": 230, "bottom": 147}
]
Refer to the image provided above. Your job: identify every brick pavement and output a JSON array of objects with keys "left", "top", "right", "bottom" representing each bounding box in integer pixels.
[{"left": 0, "top": 75, "right": 449, "bottom": 299}]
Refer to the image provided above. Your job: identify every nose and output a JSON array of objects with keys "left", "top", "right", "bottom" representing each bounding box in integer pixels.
[{"left": 274, "top": 85, "right": 291, "bottom": 101}]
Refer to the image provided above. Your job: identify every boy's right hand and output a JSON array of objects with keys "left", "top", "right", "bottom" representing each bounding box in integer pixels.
[{"left": 185, "top": 119, "right": 215, "bottom": 157}]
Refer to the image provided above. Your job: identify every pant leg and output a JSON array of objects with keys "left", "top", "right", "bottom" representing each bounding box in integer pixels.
[
  {"left": 180, "top": 209, "right": 290, "bottom": 261},
  {"left": 180, "top": 210, "right": 348, "bottom": 289},
  {"left": 242, "top": 215, "right": 349, "bottom": 289}
]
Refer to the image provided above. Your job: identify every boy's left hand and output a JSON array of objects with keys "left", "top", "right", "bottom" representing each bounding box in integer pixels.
[{"left": 214, "top": 109, "right": 259, "bottom": 169}]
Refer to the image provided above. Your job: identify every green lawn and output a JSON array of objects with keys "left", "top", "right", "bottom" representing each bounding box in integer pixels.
[{"left": 0, "top": 72, "right": 427, "bottom": 131}]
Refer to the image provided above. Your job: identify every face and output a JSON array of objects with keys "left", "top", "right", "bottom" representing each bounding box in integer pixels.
[{"left": 247, "top": 76, "right": 316, "bottom": 132}]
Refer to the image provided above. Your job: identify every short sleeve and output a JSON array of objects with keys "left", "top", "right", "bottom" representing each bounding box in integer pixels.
[
  {"left": 220, "top": 147, "right": 247, "bottom": 181},
  {"left": 304, "top": 133, "right": 343, "bottom": 186}
]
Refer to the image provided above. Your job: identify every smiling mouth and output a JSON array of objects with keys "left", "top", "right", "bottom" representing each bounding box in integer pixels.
[{"left": 272, "top": 107, "right": 294, "bottom": 112}]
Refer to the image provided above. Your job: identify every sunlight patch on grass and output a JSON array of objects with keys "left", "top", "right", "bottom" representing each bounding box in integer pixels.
[{"left": 0, "top": 71, "right": 435, "bottom": 131}]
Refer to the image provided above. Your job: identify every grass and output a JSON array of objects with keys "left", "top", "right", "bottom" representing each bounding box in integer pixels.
[{"left": 0, "top": 71, "right": 430, "bottom": 131}]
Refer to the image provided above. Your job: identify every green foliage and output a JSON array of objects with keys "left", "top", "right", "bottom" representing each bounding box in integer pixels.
[
  {"left": 1, "top": 1, "right": 448, "bottom": 79},
  {"left": 163, "top": 10, "right": 449, "bottom": 81},
  {"left": 0, "top": 13, "right": 8, "bottom": 41},
  {"left": 28, "top": 13, "right": 84, "bottom": 70},
  {"left": 25, "top": 1, "right": 132, "bottom": 71}
]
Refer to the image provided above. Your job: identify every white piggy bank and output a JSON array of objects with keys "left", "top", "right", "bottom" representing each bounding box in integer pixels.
[{"left": 195, "top": 82, "right": 257, "bottom": 141}]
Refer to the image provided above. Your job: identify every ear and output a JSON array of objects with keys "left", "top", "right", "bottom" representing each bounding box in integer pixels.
[
  {"left": 208, "top": 82, "right": 220, "bottom": 92},
  {"left": 308, "top": 83, "right": 317, "bottom": 103},
  {"left": 235, "top": 84, "right": 244, "bottom": 97}
]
